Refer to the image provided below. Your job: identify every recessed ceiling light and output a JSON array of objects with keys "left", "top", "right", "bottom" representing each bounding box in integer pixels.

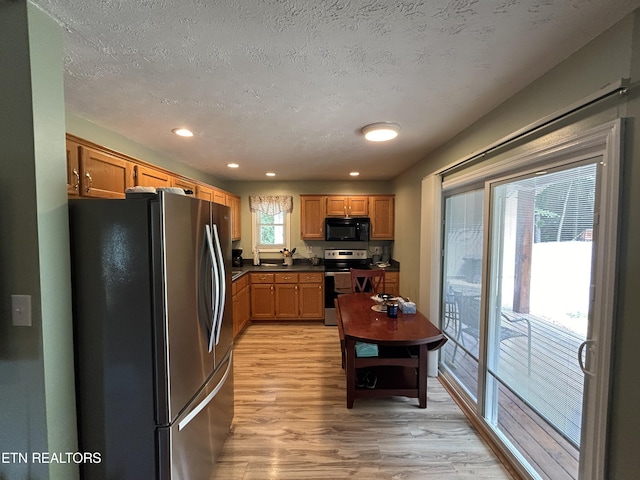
[
  {"left": 227, "top": 163, "right": 239, "bottom": 168},
  {"left": 266, "top": 172, "right": 276, "bottom": 177},
  {"left": 350, "top": 172, "right": 360, "bottom": 176},
  {"left": 362, "top": 122, "right": 400, "bottom": 142},
  {"left": 172, "top": 128, "right": 194, "bottom": 137}
]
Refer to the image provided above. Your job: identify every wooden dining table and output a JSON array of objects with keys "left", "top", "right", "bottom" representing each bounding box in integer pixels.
[{"left": 336, "top": 293, "right": 447, "bottom": 408}]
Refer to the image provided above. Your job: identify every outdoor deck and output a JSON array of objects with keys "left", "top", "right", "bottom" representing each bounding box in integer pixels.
[{"left": 440, "top": 311, "right": 583, "bottom": 480}]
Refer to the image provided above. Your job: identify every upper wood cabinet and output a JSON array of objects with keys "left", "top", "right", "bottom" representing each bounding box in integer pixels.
[
  {"left": 196, "top": 184, "right": 214, "bottom": 202},
  {"left": 369, "top": 195, "right": 395, "bottom": 240},
  {"left": 66, "top": 134, "right": 243, "bottom": 240},
  {"left": 66, "top": 139, "right": 81, "bottom": 196},
  {"left": 78, "top": 145, "right": 134, "bottom": 198},
  {"left": 134, "top": 164, "right": 171, "bottom": 188},
  {"left": 227, "top": 194, "right": 241, "bottom": 241},
  {"left": 300, "top": 195, "right": 326, "bottom": 240},
  {"left": 326, "top": 195, "right": 368, "bottom": 217},
  {"left": 196, "top": 184, "right": 226, "bottom": 205},
  {"left": 171, "top": 176, "right": 197, "bottom": 194}
]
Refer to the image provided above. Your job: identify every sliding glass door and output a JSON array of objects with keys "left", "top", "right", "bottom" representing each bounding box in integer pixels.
[
  {"left": 439, "top": 121, "right": 621, "bottom": 480},
  {"left": 484, "top": 160, "right": 600, "bottom": 480}
]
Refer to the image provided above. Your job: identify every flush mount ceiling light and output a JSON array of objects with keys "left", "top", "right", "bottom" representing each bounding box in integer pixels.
[
  {"left": 362, "top": 122, "right": 400, "bottom": 142},
  {"left": 171, "top": 128, "right": 194, "bottom": 137},
  {"left": 350, "top": 172, "right": 360, "bottom": 177},
  {"left": 265, "top": 172, "right": 276, "bottom": 177},
  {"left": 227, "top": 163, "right": 239, "bottom": 168}
]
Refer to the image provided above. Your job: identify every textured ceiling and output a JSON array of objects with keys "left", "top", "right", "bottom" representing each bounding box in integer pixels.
[{"left": 30, "top": 0, "right": 640, "bottom": 181}]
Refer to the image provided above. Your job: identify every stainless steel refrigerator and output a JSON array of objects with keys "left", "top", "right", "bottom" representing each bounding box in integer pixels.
[{"left": 68, "top": 191, "right": 234, "bottom": 480}]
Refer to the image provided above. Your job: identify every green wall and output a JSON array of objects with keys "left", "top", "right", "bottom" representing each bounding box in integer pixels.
[
  {"left": 0, "top": 2, "right": 77, "bottom": 479},
  {"left": 392, "top": 10, "right": 640, "bottom": 479}
]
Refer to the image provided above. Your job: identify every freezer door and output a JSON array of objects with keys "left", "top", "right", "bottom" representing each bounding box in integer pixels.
[
  {"left": 158, "top": 352, "right": 234, "bottom": 480},
  {"left": 156, "top": 193, "right": 215, "bottom": 424}
]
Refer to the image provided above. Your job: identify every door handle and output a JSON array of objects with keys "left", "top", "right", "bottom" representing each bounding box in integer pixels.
[
  {"left": 578, "top": 339, "right": 596, "bottom": 376},
  {"left": 205, "top": 225, "right": 219, "bottom": 353},
  {"left": 210, "top": 223, "right": 226, "bottom": 346}
]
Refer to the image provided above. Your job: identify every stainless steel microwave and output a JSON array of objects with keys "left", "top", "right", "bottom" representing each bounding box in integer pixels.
[{"left": 325, "top": 217, "right": 370, "bottom": 241}]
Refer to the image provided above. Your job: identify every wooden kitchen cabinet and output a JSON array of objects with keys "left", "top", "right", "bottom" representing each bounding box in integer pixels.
[
  {"left": 66, "top": 139, "right": 81, "bottom": 196},
  {"left": 196, "top": 184, "right": 214, "bottom": 202},
  {"left": 384, "top": 271, "right": 399, "bottom": 297},
  {"left": 298, "top": 272, "right": 324, "bottom": 319},
  {"left": 250, "top": 271, "right": 324, "bottom": 320},
  {"left": 369, "top": 195, "right": 395, "bottom": 240},
  {"left": 232, "top": 274, "right": 251, "bottom": 338},
  {"left": 275, "top": 273, "right": 299, "bottom": 319},
  {"left": 227, "top": 194, "right": 241, "bottom": 241},
  {"left": 326, "top": 196, "right": 368, "bottom": 217},
  {"left": 250, "top": 273, "right": 275, "bottom": 319},
  {"left": 171, "top": 176, "right": 197, "bottom": 193},
  {"left": 134, "top": 164, "right": 171, "bottom": 188},
  {"left": 77, "top": 145, "right": 134, "bottom": 198},
  {"left": 300, "top": 195, "right": 326, "bottom": 240}
]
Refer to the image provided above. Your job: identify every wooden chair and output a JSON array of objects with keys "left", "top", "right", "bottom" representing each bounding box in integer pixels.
[{"left": 350, "top": 268, "right": 386, "bottom": 294}]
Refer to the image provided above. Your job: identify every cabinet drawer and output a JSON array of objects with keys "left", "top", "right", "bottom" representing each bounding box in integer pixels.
[
  {"left": 251, "top": 273, "right": 274, "bottom": 284},
  {"left": 275, "top": 273, "right": 298, "bottom": 283},
  {"left": 298, "top": 272, "right": 323, "bottom": 283}
]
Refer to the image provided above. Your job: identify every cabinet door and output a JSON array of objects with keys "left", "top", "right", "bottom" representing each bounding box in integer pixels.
[
  {"left": 135, "top": 164, "right": 171, "bottom": 188},
  {"left": 79, "top": 146, "right": 134, "bottom": 198},
  {"left": 385, "top": 272, "right": 399, "bottom": 297},
  {"left": 300, "top": 195, "right": 326, "bottom": 240},
  {"left": 238, "top": 284, "right": 251, "bottom": 333},
  {"left": 251, "top": 283, "right": 275, "bottom": 319},
  {"left": 326, "top": 196, "right": 348, "bottom": 216},
  {"left": 66, "top": 139, "right": 81, "bottom": 196},
  {"left": 213, "top": 189, "right": 226, "bottom": 205},
  {"left": 196, "top": 185, "right": 214, "bottom": 202},
  {"left": 369, "top": 195, "right": 395, "bottom": 239},
  {"left": 171, "top": 176, "right": 197, "bottom": 194},
  {"left": 299, "top": 282, "right": 324, "bottom": 319},
  {"left": 347, "top": 196, "right": 368, "bottom": 216},
  {"left": 227, "top": 194, "right": 241, "bottom": 241},
  {"left": 275, "top": 283, "right": 299, "bottom": 319}
]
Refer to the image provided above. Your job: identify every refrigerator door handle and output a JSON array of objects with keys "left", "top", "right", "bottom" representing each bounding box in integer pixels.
[
  {"left": 205, "top": 225, "right": 220, "bottom": 353},
  {"left": 198, "top": 230, "right": 213, "bottom": 340},
  {"left": 178, "top": 351, "right": 233, "bottom": 431},
  {"left": 211, "top": 223, "right": 226, "bottom": 346}
]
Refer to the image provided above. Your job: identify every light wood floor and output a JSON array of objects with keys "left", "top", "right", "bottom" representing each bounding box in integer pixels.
[{"left": 213, "top": 322, "right": 513, "bottom": 479}]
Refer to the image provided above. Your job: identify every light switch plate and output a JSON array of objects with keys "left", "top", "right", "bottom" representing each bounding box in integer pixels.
[{"left": 11, "top": 295, "right": 32, "bottom": 327}]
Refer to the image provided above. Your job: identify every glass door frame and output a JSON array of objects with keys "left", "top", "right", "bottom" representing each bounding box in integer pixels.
[{"left": 435, "top": 120, "right": 623, "bottom": 480}]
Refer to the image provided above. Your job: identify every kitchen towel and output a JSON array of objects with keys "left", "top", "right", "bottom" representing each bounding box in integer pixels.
[{"left": 333, "top": 272, "right": 352, "bottom": 293}]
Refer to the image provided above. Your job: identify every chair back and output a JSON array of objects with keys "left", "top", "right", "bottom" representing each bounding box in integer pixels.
[
  {"left": 455, "top": 294, "right": 481, "bottom": 330},
  {"left": 350, "top": 268, "right": 386, "bottom": 294}
]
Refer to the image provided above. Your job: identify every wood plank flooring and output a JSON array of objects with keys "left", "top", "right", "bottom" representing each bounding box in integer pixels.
[{"left": 213, "top": 322, "right": 513, "bottom": 479}]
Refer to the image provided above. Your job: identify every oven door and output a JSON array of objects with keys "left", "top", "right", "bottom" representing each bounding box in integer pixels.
[
  {"left": 324, "top": 273, "right": 337, "bottom": 325},
  {"left": 324, "top": 270, "right": 353, "bottom": 326}
]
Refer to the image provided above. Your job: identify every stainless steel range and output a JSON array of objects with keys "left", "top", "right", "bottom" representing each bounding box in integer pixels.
[{"left": 324, "top": 249, "right": 368, "bottom": 325}]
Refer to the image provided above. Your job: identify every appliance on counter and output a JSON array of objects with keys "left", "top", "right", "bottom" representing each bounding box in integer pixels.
[
  {"left": 68, "top": 191, "right": 233, "bottom": 480},
  {"left": 325, "top": 217, "right": 370, "bottom": 242},
  {"left": 323, "top": 249, "right": 369, "bottom": 325},
  {"left": 232, "top": 248, "right": 243, "bottom": 267}
]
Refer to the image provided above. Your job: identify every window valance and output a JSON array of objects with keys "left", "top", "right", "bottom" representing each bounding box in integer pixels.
[{"left": 249, "top": 195, "right": 293, "bottom": 215}]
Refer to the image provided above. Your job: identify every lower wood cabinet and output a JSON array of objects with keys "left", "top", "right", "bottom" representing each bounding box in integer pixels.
[
  {"left": 250, "top": 271, "right": 324, "bottom": 320},
  {"left": 385, "top": 272, "right": 399, "bottom": 297},
  {"left": 232, "top": 274, "right": 251, "bottom": 338}
]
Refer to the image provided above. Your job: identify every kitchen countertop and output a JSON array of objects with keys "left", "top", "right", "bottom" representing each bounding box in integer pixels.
[{"left": 231, "top": 260, "right": 399, "bottom": 281}]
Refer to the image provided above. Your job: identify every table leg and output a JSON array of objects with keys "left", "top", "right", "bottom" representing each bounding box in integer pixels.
[
  {"left": 345, "top": 337, "right": 356, "bottom": 408},
  {"left": 418, "top": 343, "right": 428, "bottom": 408}
]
